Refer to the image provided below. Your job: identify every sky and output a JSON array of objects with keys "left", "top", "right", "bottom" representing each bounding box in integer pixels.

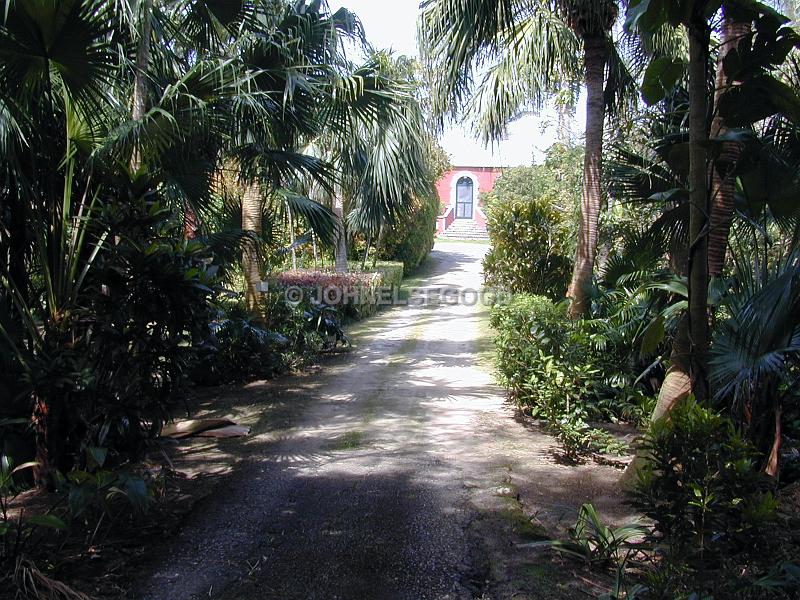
[{"left": 328, "top": 0, "right": 586, "bottom": 167}]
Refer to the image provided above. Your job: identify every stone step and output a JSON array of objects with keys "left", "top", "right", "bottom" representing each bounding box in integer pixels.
[
  {"left": 442, "top": 223, "right": 486, "bottom": 230},
  {"left": 438, "top": 219, "right": 490, "bottom": 240}
]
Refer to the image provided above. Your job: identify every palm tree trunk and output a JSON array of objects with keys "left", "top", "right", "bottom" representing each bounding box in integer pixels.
[
  {"left": 333, "top": 195, "right": 348, "bottom": 273},
  {"left": 622, "top": 13, "right": 718, "bottom": 489},
  {"left": 621, "top": 204, "right": 693, "bottom": 487},
  {"left": 765, "top": 406, "right": 782, "bottom": 477},
  {"left": 286, "top": 200, "right": 297, "bottom": 270},
  {"left": 130, "top": 0, "right": 153, "bottom": 172},
  {"left": 687, "top": 23, "right": 711, "bottom": 402},
  {"left": 567, "top": 35, "right": 607, "bottom": 318},
  {"left": 708, "top": 16, "right": 750, "bottom": 278},
  {"left": 621, "top": 314, "right": 691, "bottom": 487},
  {"left": 183, "top": 208, "right": 199, "bottom": 239},
  {"left": 242, "top": 182, "right": 263, "bottom": 312},
  {"left": 361, "top": 233, "right": 372, "bottom": 271},
  {"left": 32, "top": 395, "right": 67, "bottom": 489}
]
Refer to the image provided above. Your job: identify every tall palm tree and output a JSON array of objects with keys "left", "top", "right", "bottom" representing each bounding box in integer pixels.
[
  {"left": 311, "top": 53, "right": 432, "bottom": 273},
  {"left": 130, "top": 0, "right": 153, "bottom": 171},
  {"left": 708, "top": 12, "right": 751, "bottom": 278},
  {"left": 559, "top": 1, "right": 619, "bottom": 317},
  {"left": 419, "top": 0, "right": 626, "bottom": 317},
  {"left": 0, "top": 0, "right": 342, "bottom": 481},
  {"left": 231, "top": 2, "right": 349, "bottom": 308}
]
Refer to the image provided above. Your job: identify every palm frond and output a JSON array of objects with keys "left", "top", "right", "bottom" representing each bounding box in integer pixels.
[
  {"left": 419, "top": 0, "right": 522, "bottom": 122},
  {"left": 279, "top": 189, "right": 337, "bottom": 247},
  {"left": 0, "top": 0, "right": 118, "bottom": 134},
  {"left": 710, "top": 253, "right": 800, "bottom": 407},
  {"left": 467, "top": 10, "right": 580, "bottom": 142}
]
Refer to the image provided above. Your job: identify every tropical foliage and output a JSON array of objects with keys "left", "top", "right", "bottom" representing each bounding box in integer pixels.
[
  {"left": 4, "top": 0, "right": 800, "bottom": 596},
  {"left": 483, "top": 144, "right": 582, "bottom": 299},
  {"left": 443, "top": 0, "right": 800, "bottom": 594},
  {"left": 490, "top": 294, "right": 650, "bottom": 458}
]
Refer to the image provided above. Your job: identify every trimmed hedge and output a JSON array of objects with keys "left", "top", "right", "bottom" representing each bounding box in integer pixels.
[
  {"left": 378, "top": 193, "right": 438, "bottom": 271},
  {"left": 271, "top": 261, "right": 404, "bottom": 320}
]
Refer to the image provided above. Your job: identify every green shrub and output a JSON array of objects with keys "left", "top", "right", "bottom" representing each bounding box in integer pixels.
[
  {"left": 7, "top": 198, "right": 221, "bottom": 476},
  {"left": 489, "top": 294, "right": 637, "bottom": 458},
  {"left": 628, "top": 398, "right": 781, "bottom": 596},
  {"left": 491, "top": 294, "right": 614, "bottom": 419},
  {"left": 80, "top": 200, "right": 219, "bottom": 451},
  {"left": 543, "top": 503, "right": 646, "bottom": 568},
  {"left": 193, "top": 301, "right": 292, "bottom": 385},
  {"left": 363, "top": 261, "right": 404, "bottom": 291},
  {"left": 1, "top": 455, "right": 68, "bottom": 568},
  {"left": 271, "top": 261, "right": 403, "bottom": 321},
  {"left": 484, "top": 196, "right": 573, "bottom": 299},
  {"left": 482, "top": 146, "right": 581, "bottom": 299},
  {"left": 378, "top": 193, "right": 438, "bottom": 271}
]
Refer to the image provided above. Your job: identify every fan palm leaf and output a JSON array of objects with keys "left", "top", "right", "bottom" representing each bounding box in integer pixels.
[{"left": 711, "top": 253, "right": 800, "bottom": 410}]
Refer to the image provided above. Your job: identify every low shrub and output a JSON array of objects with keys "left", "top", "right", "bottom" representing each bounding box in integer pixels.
[
  {"left": 193, "top": 262, "right": 403, "bottom": 386},
  {"left": 491, "top": 294, "right": 617, "bottom": 419},
  {"left": 1, "top": 197, "right": 222, "bottom": 480},
  {"left": 271, "top": 262, "right": 403, "bottom": 320},
  {"left": 543, "top": 503, "right": 646, "bottom": 568},
  {"left": 629, "top": 398, "right": 784, "bottom": 597},
  {"left": 1, "top": 456, "right": 68, "bottom": 569},
  {"left": 490, "top": 293, "right": 648, "bottom": 457},
  {"left": 78, "top": 200, "right": 219, "bottom": 455},
  {"left": 192, "top": 302, "right": 292, "bottom": 385}
]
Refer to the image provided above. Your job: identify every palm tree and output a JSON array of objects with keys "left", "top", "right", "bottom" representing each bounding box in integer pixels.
[
  {"left": 708, "top": 12, "right": 751, "bottom": 278},
  {"left": 419, "top": 0, "right": 625, "bottom": 317},
  {"left": 230, "top": 2, "right": 347, "bottom": 308},
  {"left": 559, "top": 1, "right": 619, "bottom": 317},
  {"left": 130, "top": 0, "right": 154, "bottom": 171},
  {"left": 306, "top": 52, "right": 433, "bottom": 273},
  {"left": 0, "top": 0, "right": 343, "bottom": 482}
]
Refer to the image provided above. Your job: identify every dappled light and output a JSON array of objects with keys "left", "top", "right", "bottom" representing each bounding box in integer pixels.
[{"left": 2, "top": 1, "right": 800, "bottom": 599}]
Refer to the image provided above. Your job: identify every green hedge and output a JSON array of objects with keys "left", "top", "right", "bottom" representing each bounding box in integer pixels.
[
  {"left": 490, "top": 294, "right": 642, "bottom": 458},
  {"left": 491, "top": 294, "right": 600, "bottom": 417},
  {"left": 364, "top": 261, "right": 404, "bottom": 290},
  {"left": 378, "top": 193, "right": 438, "bottom": 271},
  {"left": 482, "top": 147, "right": 581, "bottom": 299}
]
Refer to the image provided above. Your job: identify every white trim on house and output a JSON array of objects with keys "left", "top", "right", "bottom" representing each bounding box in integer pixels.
[{"left": 449, "top": 170, "right": 479, "bottom": 219}]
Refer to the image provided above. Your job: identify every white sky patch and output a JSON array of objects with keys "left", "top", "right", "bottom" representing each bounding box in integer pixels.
[{"left": 329, "top": 0, "right": 586, "bottom": 166}]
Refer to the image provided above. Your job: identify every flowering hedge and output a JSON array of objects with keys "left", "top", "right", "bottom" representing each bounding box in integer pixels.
[{"left": 270, "top": 262, "right": 403, "bottom": 319}]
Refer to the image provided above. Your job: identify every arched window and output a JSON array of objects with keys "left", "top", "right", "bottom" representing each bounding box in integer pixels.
[{"left": 455, "top": 176, "right": 473, "bottom": 219}]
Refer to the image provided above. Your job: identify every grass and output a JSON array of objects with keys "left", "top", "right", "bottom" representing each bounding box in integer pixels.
[
  {"left": 497, "top": 505, "right": 549, "bottom": 541},
  {"left": 474, "top": 304, "right": 495, "bottom": 372},
  {"left": 329, "top": 430, "right": 365, "bottom": 450}
]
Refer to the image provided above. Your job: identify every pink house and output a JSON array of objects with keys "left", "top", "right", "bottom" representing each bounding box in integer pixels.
[{"left": 435, "top": 166, "right": 503, "bottom": 238}]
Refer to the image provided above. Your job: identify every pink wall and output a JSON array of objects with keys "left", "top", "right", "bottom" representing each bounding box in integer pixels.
[
  {"left": 436, "top": 206, "right": 456, "bottom": 234},
  {"left": 435, "top": 166, "right": 504, "bottom": 212}
]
